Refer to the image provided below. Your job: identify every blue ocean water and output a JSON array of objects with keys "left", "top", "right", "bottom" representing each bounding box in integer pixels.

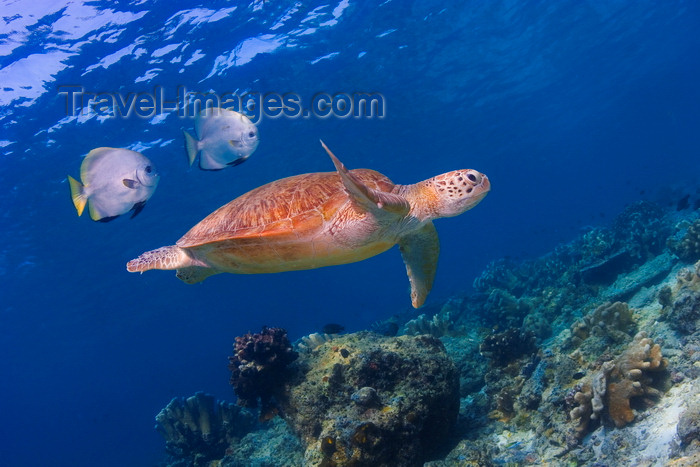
[{"left": 1, "top": 1, "right": 699, "bottom": 465}]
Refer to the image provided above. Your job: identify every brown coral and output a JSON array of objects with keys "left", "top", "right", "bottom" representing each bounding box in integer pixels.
[
  {"left": 568, "top": 332, "right": 667, "bottom": 434},
  {"left": 607, "top": 332, "right": 666, "bottom": 427}
]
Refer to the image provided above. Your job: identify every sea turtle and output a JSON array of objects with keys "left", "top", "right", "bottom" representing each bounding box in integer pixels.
[{"left": 126, "top": 142, "right": 490, "bottom": 308}]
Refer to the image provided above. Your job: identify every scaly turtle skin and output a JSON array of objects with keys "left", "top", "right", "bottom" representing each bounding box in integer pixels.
[{"left": 127, "top": 142, "right": 490, "bottom": 307}]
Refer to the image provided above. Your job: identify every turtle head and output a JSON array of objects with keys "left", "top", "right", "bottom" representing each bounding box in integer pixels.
[{"left": 426, "top": 169, "right": 490, "bottom": 218}]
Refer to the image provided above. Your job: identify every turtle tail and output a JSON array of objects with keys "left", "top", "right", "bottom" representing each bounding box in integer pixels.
[{"left": 126, "top": 245, "right": 193, "bottom": 273}]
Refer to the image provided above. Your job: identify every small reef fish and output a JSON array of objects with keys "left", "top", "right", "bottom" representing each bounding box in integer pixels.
[
  {"left": 184, "top": 107, "right": 259, "bottom": 170},
  {"left": 322, "top": 323, "right": 345, "bottom": 334},
  {"left": 68, "top": 147, "right": 159, "bottom": 222}
]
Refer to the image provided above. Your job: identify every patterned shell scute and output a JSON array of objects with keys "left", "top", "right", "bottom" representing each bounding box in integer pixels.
[{"left": 177, "top": 169, "right": 395, "bottom": 248}]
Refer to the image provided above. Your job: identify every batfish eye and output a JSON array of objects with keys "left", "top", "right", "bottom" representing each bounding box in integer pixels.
[
  {"left": 145, "top": 166, "right": 152, "bottom": 174},
  {"left": 248, "top": 131, "right": 256, "bottom": 138}
]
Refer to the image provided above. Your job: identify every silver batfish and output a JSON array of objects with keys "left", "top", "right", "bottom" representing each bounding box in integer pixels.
[
  {"left": 184, "top": 107, "right": 259, "bottom": 170},
  {"left": 68, "top": 147, "right": 159, "bottom": 222}
]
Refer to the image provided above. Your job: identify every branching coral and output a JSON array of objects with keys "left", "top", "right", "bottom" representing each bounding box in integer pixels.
[
  {"left": 567, "top": 332, "right": 667, "bottom": 435},
  {"left": 155, "top": 392, "right": 255, "bottom": 466},
  {"left": 228, "top": 326, "right": 298, "bottom": 416}
]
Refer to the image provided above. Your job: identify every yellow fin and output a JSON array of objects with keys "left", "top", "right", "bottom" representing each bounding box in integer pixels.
[
  {"left": 67, "top": 175, "right": 87, "bottom": 216},
  {"left": 183, "top": 130, "right": 199, "bottom": 166}
]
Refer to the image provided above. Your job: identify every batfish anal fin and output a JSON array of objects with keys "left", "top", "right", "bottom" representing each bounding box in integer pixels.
[
  {"left": 123, "top": 179, "right": 138, "bottom": 189},
  {"left": 319, "top": 140, "right": 410, "bottom": 215},
  {"left": 88, "top": 199, "right": 111, "bottom": 222},
  {"left": 398, "top": 222, "right": 440, "bottom": 308},
  {"left": 130, "top": 200, "right": 147, "bottom": 218},
  {"left": 199, "top": 149, "right": 228, "bottom": 170}
]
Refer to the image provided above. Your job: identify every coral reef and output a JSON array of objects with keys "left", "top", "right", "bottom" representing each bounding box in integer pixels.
[
  {"left": 155, "top": 392, "right": 256, "bottom": 466},
  {"left": 156, "top": 199, "right": 700, "bottom": 467},
  {"left": 296, "top": 332, "right": 334, "bottom": 351},
  {"left": 611, "top": 201, "right": 668, "bottom": 260},
  {"left": 473, "top": 258, "right": 522, "bottom": 294},
  {"left": 669, "top": 219, "right": 700, "bottom": 262},
  {"left": 480, "top": 328, "right": 537, "bottom": 367},
  {"left": 569, "top": 301, "right": 636, "bottom": 350},
  {"left": 279, "top": 332, "right": 459, "bottom": 466},
  {"left": 220, "top": 417, "right": 305, "bottom": 466},
  {"left": 579, "top": 248, "right": 636, "bottom": 285},
  {"left": 441, "top": 336, "right": 488, "bottom": 397},
  {"left": 599, "top": 251, "right": 675, "bottom": 302},
  {"left": 661, "top": 261, "right": 700, "bottom": 334},
  {"left": 402, "top": 311, "right": 460, "bottom": 337},
  {"left": 483, "top": 288, "right": 532, "bottom": 329},
  {"left": 228, "top": 326, "right": 298, "bottom": 416},
  {"left": 568, "top": 332, "right": 667, "bottom": 433}
]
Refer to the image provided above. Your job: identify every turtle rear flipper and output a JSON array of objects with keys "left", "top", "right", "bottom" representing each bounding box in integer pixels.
[
  {"left": 176, "top": 266, "right": 217, "bottom": 284},
  {"left": 127, "top": 245, "right": 197, "bottom": 273}
]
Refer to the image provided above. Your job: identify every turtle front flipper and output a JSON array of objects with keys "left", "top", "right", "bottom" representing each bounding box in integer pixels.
[
  {"left": 127, "top": 245, "right": 198, "bottom": 273},
  {"left": 398, "top": 222, "right": 440, "bottom": 308},
  {"left": 320, "top": 141, "right": 410, "bottom": 216}
]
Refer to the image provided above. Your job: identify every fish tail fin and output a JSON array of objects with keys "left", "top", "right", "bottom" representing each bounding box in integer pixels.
[
  {"left": 183, "top": 130, "right": 199, "bottom": 166},
  {"left": 67, "top": 175, "right": 87, "bottom": 216}
]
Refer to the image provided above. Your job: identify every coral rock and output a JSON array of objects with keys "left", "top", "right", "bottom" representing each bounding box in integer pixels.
[{"left": 280, "top": 332, "right": 459, "bottom": 467}]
